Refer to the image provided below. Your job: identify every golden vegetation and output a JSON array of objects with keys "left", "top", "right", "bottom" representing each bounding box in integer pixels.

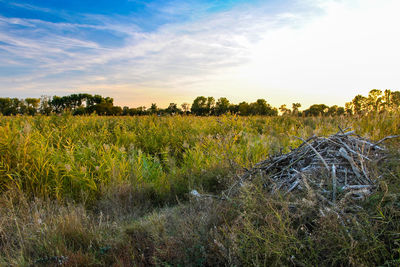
[{"left": 0, "top": 112, "right": 399, "bottom": 265}]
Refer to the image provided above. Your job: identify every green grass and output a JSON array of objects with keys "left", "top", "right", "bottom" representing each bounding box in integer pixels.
[{"left": 0, "top": 112, "right": 399, "bottom": 266}]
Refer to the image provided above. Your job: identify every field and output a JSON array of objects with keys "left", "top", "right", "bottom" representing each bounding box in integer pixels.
[{"left": 1, "top": 113, "right": 400, "bottom": 266}]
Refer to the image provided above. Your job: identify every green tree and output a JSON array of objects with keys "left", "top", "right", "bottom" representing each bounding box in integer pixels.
[
  {"left": 191, "top": 96, "right": 208, "bottom": 116},
  {"left": 279, "top": 104, "right": 291, "bottom": 115},
  {"left": 229, "top": 104, "right": 239, "bottom": 114},
  {"left": 391, "top": 91, "right": 400, "bottom": 109},
  {"left": 238, "top": 102, "right": 250, "bottom": 116},
  {"left": 111, "top": 106, "right": 122, "bottom": 115},
  {"left": 206, "top": 97, "right": 215, "bottom": 115},
  {"left": 215, "top": 97, "right": 230, "bottom": 115},
  {"left": 304, "top": 104, "right": 329, "bottom": 116},
  {"left": 166, "top": 103, "right": 181, "bottom": 115},
  {"left": 352, "top": 95, "right": 368, "bottom": 115},
  {"left": 0, "top": 98, "right": 11, "bottom": 115},
  {"left": 292, "top": 103, "right": 301, "bottom": 116},
  {"left": 39, "top": 95, "right": 53, "bottom": 115},
  {"left": 149, "top": 103, "right": 158, "bottom": 114},
  {"left": 181, "top": 103, "right": 190, "bottom": 114},
  {"left": 25, "top": 98, "right": 40, "bottom": 115},
  {"left": 345, "top": 102, "right": 353, "bottom": 115},
  {"left": 367, "top": 89, "right": 383, "bottom": 112},
  {"left": 250, "top": 99, "right": 277, "bottom": 116}
]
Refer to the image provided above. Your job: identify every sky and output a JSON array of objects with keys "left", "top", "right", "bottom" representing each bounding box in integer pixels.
[{"left": 0, "top": 0, "right": 399, "bottom": 109}]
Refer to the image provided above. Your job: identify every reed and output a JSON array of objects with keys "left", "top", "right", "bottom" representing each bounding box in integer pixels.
[{"left": 0, "top": 112, "right": 399, "bottom": 265}]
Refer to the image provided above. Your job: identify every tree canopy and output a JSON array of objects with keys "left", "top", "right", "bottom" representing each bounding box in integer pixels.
[{"left": 0, "top": 89, "right": 398, "bottom": 117}]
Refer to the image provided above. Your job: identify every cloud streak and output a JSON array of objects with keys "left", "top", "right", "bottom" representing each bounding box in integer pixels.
[{"left": 0, "top": 0, "right": 399, "bottom": 108}]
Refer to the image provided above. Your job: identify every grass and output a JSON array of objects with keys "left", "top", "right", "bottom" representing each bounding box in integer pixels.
[{"left": 0, "top": 112, "right": 399, "bottom": 265}]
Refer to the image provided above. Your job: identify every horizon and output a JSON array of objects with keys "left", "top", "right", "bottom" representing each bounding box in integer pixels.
[{"left": 1, "top": 0, "right": 399, "bottom": 108}]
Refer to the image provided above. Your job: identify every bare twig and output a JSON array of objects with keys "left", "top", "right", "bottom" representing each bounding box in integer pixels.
[
  {"left": 342, "top": 185, "right": 373, "bottom": 191},
  {"left": 295, "top": 136, "right": 330, "bottom": 172},
  {"left": 373, "top": 135, "right": 400, "bottom": 147},
  {"left": 332, "top": 164, "right": 337, "bottom": 203},
  {"left": 338, "top": 147, "right": 363, "bottom": 182},
  {"left": 223, "top": 130, "right": 391, "bottom": 214}
]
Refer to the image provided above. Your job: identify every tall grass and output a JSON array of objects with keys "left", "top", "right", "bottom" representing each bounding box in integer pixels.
[
  {"left": 1, "top": 112, "right": 398, "bottom": 205},
  {"left": 0, "top": 112, "right": 399, "bottom": 265}
]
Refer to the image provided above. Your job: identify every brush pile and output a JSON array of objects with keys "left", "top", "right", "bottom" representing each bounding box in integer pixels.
[{"left": 224, "top": 129, "right": 399, "bottom": 211}]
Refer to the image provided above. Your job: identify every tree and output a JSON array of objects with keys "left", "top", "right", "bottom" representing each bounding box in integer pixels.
[
  {"left": 149, "top": 103, "right": 158, "bottom": 114},
  {"left": 304, "top": 104, "right": 329, "bottom": 116},
  {"left": 229, "top": 104, "right": 239, "bottom": 114},
  {"left": 382, "top": 89, "right": 400, "bottom": 111},
  {"left": 215, "top": 97, "right": 230, "bottom": 115},
  {"left": 181, "top": 103, "right": 190, "bottom": 114},
  {"left": 352, "top": 95, "right": 368, "bottom": 115},
  {"left": 327, "top": 105, "right": 344, "bottom": 116},
  {"left": 367, "top": 89, "right": 383, "bottom": 112},
  {"left": 279, "top": 104, "right": 291, "bottom": 115},
  {"left": 345, "top": 102, "right": 353, "bottom": 115},
  {"left": 50, "top": 96, "right": 64, "bottom": 113},
  {"left": 90, "top": 102, "right": 113, "bottom": 115},
  {"left": 206, "top": 97, "right": 215, "bottom": 115},
  {"left": 191, "top": 96, "right": 208, "bottom": 116},
  {"left": 166, "top": 103, "right": 181, "bottom": 115},
  {"left": 4, "top": 98, "right": 21, "bottom": 115},
  {"left": 250, "top": 99, "right": 277, "bottom": 116},
  {"left": 238, "top": 102, "right": 250, "bottom": 116},
  {"left": 111, "top": 106, "right": 122, "bottom": 116},
  {"left": 25, "top": 98, "right": 40, "bottom": 115},
  {"left": 68, "top": 94, "right": 82, "bottom": 110},
  {"left": 40, "top": 95, "right": 53, "bottom": 115},
  {"left": 292, "top": 103, "right": 301, "bottom": 116},
  {"left": 391, "top": 91, "right": 400, "bottom": 109},
  {"left": 122, "top": 106, "right": 130, "bottom": 116},
  {"left": 327, "top": 105, "right": 337, "bottom": 116},
  {"left": 382, "top": 89, "right": 392, "bottom": 111},
  {"left": 137, "top": 106, "right": 147, "bottom": 115},
  {"left": 0, "top": 98, "right": 12, "bottom": 115},
  {"left": 336, "top": 107, "right": 345, "bottom": 116}
]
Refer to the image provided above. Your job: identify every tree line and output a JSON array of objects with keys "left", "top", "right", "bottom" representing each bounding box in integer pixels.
[
  {"left": 345, "top": 89, "right": 400, "bottom": 115},
  {"left": 0, "top": 89, "right": 399, "bottom": 116}
]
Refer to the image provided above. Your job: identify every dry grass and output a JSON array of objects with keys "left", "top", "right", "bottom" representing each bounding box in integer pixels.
[{"left": 0, "top": 112, "right": 399, "bottom": 265}]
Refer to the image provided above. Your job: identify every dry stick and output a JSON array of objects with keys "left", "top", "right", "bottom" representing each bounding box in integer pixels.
[
  {"left": 270, "top": 147, "right": 311, "bottom": 177},
  {"left": 342, "top": 185, "right": 373, "bottom": 190},
  {"left": 335, "top": 127, "right": 353, "bottom": 137},
  {"left": 296, "top": 134, "right": 318, "bottom": 150},
  {"left": 359, "top": 154, "right": 372, "bottom": 183},
  {"left": 373, "top": 135, "right": 400, "bottom": 147},
  {"left": 343, "top": 130, "right": 356, "bottom": 136},
  {"left": 329, "top": 137, "right": 371, "bottom": 161},
  {"left": 337, "top": 126, "right": 346, "bottom": 134},
  {"left": 338, "top": 147, "right": 364, "bottom": 183},
  {"left": 295, "top": 136, "right": 330, "bottom": 172},
  {"left": 334, "top": 129, "right": 356, "bottom": 137},
  {"left": 286, "top": 179, "right": 300, "bottom": 194},
  {"left": 355, "top": 138, "right": 385, "bottom": 150},
  {"left": 332, "top": 164, "right": 337, "bottom": 203}
]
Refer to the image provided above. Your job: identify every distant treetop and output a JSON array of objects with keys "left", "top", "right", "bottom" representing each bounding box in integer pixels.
[{"left": 0, "top": 89, "right": 398, "bottom": 116}]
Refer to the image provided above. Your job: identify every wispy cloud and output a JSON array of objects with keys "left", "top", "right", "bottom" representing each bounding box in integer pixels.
[
  {"left": 8, "top": 2, "right": 52, "bottom": 13},
  {"left": 0, "top": 1, "right": 307, "bottom": 102},
  {"left": 0, "top": 0, "right": 399, "bottom": 108}
]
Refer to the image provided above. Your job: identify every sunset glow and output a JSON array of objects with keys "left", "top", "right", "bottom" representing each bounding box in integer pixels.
[{"left": 1, "top": 0, "right": 399, "bottom": 108}]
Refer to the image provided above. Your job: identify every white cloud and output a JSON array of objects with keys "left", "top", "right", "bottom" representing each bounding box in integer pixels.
[{"left": 0, "top": 0, "right": 399, "bottom": 108}]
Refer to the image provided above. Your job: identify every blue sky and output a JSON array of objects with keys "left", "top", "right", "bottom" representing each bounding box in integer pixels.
[{"left": 0, "top": 0, "right": 400, "bottom": 108}]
